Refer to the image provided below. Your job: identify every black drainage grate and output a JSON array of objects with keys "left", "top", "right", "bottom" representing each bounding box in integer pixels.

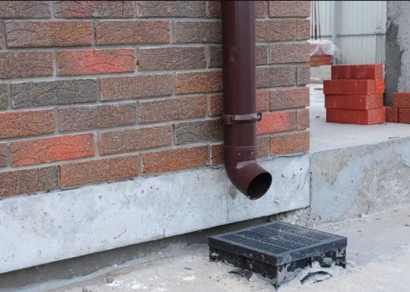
[{"left": 208, "top": 221, "right": 347, "bottom": 288}]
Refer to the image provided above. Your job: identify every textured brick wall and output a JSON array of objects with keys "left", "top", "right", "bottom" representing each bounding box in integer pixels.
[{"left": 0, "top": 1, "right": 310, "bottom": 198}]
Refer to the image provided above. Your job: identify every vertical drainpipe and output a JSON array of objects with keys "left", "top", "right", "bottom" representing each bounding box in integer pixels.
[{"left": 222, "top": 1, "right": 272, "bottom": 200}]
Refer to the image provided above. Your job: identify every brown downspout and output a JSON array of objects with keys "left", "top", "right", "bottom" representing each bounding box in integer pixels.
[{"left": 222, "top": 1, "right": 272, "bottom": 200}]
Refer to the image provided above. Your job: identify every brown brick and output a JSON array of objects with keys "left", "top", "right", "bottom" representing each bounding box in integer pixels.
[
  {"left": 139, "top": 96, "right": 206, "bottom": 124},
  {"left": 257, "top": 111, "right": 296, "bottom": 135},
  {"left": 11, "top": 134, "right": 95, "bottom": 167},
  {"left": 270, "top": 43, "right": 310, "bottom": 64},
  {"left": 55, "top": 1, "right": 134, "bottom": 18},
  {"left": 141, "top": 146, "right": 208, "bottom": 174},
  {"left": 297, "top": 20, "right": 310, "bottom": 40},
  {"left": 174, "top": 120, "right": 222, "bottom": 144},
  {"left": 206, "top": 1, "right": 268, "bottom": 18},
  {"left": 176, "top": 71, "right": 222, "bottom": 95},
  {"left": 0, "top": 110, "right": 55, "bottom": 139},
  {"left": 209, "top": 45, "right": 268, "bottom": 68},
  {"left": 11, "top": 79, "right": 98, "bottom": 109},
  {"left": 0, "top": 83, "right": 7, "bottom": 110},
  {"left": 138, "top": 47, "right": 206, "bottom": 71},
  {"left": 6, "top": 21, "right": 92, "bottom": 48},
  {"left": 57, "top": 49, "right": 135, "bottom": 76},
  {"left": 0, "top": 26, "right": 2, "bottom": 49},
  {"left": 269, "top": 1, "right": 310, "bottom": 17},
  {"left": 385, "top": 106, "right": 399, "bottom": 123},
  {"left": 0, "top": 143, "right": 7, "bottom": 168},
  {"left": 256, "top": 20, "right": 296, "bottom": 42},
  {"left": 209, "top": 91, "right": 268, "bottom": 116},
  {"left": 256, "top": 67, "right": 295, "bottom": 88},
  {"left": 60, "top": 156, "right": 139, "bottom": 188},
  {"left": 99, "top": 126, "right": 171, "bottom": 155},
  {"left": 297, "top": 65, "right": 310, "bottom": 85},
  {"left": 59, "top": 104, "right": 137, "bottom": 132},
  {"left": 297, "top": 109, "right": 309, "bottom": 129},
  {"left": 96, "top": 21, "right": 169, "bottom": 45},
  {"left": 0, "top": 167, "right": 58, "bottom": 198},
  {"left": 137, "top": 1, "right": 205, "bottom": 17},
  {"left": 270, "top": 87, "right": 309, "bottom": 110},
  {"left": 100, "top": 75, "right": 173, "bottom": 101},
  {"left": 0, "top": 1, "right": 51, "bottom": 18},
  {"left": 173, "top": 21, "right": 221, "bottom": 43},
  {"left": 271, "top": 131, "right": 310, "bottom": 155},
  {"left": 0, "top": 51, "right": 53, "bottom": 79}
]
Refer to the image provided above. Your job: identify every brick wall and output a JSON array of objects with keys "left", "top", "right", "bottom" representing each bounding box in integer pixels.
[{"left": 0, "top": 1, "right": 310, "bottom": 198}]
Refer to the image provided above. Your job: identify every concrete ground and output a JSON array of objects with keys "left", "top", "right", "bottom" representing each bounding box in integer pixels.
[{"left": 44, "top": 204, "right": 410, "bottom": 292}]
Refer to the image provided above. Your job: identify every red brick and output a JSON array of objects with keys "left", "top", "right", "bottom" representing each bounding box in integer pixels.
[
  {"left": 323, "top": 80, "right": 382, "bottom": 95},
  {"left": 0, "top": 51, "right": 53, "bottom": 79},
  {"left": 271, "top": 131, "right": 310, "bottom": 155},
  {"left": 0, "top": 143, "right": 7, "bottom": 168},
  {"left": 331, "top": 64, "right": 384, "bottom": 79},
  {"left": 270, "top": 43, "right": 310, "bottom": 64},
  {"left": 206, "top": 1, "right": 267, "bottom": 18},
  {"left": 58, "top": 104, "right": 137, "bottom": 132},
  {"left": 57, "top": 49, "right": 135, "bottom": 76},
  {"left": 60, "top": 156, "right": 139, "bottom": 188},
  {"left": 310, "top": 54, "right": 332, "bottom": 62},
  {"left": 141, "top": 146, "right": 208, "bottom": 174},
  {"left": 270, "top": 87, "right": 309, "bottom": 110},
  {"left": 173, "top": 120, "right": 222, "bottom": 144},
  {"left": 393, "top": 92, "right": 410, "bottom": 108},
  {"left": 176, "top": 71, "right": 222, "bottom": 95},
  {"left": 399, "top": 108, "right": 410, "bottom": 124},
  {"left": 209, "top": 91, "right": 268, "bottom": 116},
  {"left": 96, "top": 21, "right": 169, "bottom": 45},
  {"left": 376, "top": 79, "right": 385, "bottom": 93},
  {"left": 139, "top": 96, "right": 206, "bottom": 124},
  {"left": 385, "top": 106, "right": 399, "bottom": 123},
  {"left": 0, "top": 1, "right": 51, "bottom": 18},
  {"left": 10, "top": 134, "right": 95, "bottom": 167},
  {"left": 325, "top": 94, "right": 384, "bottom": 110},
  {"left": 269, "top": 1, "right": 310, "bottom": 17},
  {"left": 326, "top": 108, "right": 386, "bottom": 125},
  {"left": 6, "top": 21, "right": 92, "bottom": 48},
  {"left": 55, "top": 1, "right": 135, "bottom": 18},
  {"left": 0, "top": 167, "right": 58, "bottom": 198},
  {"left": 99, "top": 126, "right": 171, "bottom": 155},
  {"left": 138, "top": 47, "right": 206, "bottom": 71},
  {"left": 297, "top": 20, "right": 310, "bottom": 40},
  {"left": 100, "top": 74, "right": 174, "bottom": 101},
  {"left": 297, "top": 109, "right": 309, "bottom": 129},
  {"left": 0, "top": 110, "right": 55, "bottom": 139},
  {"left": 137, "top": 1, "right": 205, "bottom": 17},
  {"left": 256, "top": 67, "right": 295, "bottom": 88},
  {"left": 256, "top": 111, "right": 296, "bottom": 135},
  {"left": 256, "top": 20, "right": 296, "bottom": 42},
  {"left": 209, "top": 137, "right": 270, "bottom": 165},
  {"left": 173, "top": 21, "right": 221, "bottom": 43}
]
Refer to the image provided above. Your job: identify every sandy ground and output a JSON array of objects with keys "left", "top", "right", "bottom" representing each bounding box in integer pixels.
[{"left": 47, "top": 204, "right": 410, "bottom": 292}]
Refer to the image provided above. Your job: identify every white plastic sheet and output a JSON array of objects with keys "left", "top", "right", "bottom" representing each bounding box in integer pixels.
[{"left": 308, "top": 39, "right": 341, "bottom": 59}]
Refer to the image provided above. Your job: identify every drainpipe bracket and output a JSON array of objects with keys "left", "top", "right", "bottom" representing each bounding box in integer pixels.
[{"left": 222, "top": 112, "right": 262, "bottom": 125}]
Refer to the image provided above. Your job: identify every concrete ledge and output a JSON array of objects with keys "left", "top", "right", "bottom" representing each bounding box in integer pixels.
[{"left": 0, "top": 155, "right": 310, "bottom": 274}]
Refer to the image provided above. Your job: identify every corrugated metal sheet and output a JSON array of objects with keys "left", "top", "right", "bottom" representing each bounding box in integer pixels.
[{"left": 311, "top": 1, "right": 386, "bottom": 64}]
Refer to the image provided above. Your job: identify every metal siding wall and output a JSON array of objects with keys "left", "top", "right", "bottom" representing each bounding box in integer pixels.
[{"left": 311, "top": 1, "right": 386, "bottom": 64}]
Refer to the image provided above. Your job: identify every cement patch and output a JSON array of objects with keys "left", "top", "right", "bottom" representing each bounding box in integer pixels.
[
  {"left": 0, "top": 155, "right": 310, "bottom": 274},
  {"left": 310, "top": 137, "right": 410, "bottom": 223}
]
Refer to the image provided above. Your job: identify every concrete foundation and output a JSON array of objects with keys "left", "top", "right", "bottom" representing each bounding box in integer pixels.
[{"left": 385, "top": 1, "right": 410, "bottom": 105}]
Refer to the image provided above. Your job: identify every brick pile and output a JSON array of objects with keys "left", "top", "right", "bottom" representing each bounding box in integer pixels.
[
  {"left": 385, "top": 93, "right": 410, "bottom": 123},
  {"left": 323, "top": 64, "right": 386, "bottom": 125}
]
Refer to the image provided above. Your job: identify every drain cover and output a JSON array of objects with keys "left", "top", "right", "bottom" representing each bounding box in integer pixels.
[{"left": 208, "top": 221, "right": 347, "bottom": 288}]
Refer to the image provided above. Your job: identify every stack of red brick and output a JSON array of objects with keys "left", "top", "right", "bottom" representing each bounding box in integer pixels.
[
  {"left": 385, "top": 93, "right": 410, "bottom": 123},
  {"left": 323, "top": 64, "right": 385, "bottom": 125}
]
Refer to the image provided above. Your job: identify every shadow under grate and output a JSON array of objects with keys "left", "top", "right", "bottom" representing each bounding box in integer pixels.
[{"left": 208, "top": 221, "right": 347, "bottom": 288}]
